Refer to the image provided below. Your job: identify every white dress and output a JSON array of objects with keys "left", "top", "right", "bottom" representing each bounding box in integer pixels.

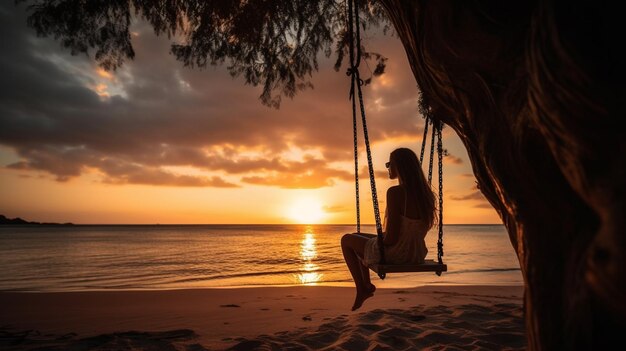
[{"left": 363, "top": 192, "right": 429, "bottom": 266}]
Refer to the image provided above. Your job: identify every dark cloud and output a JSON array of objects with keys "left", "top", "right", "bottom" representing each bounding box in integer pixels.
[
  {"left": 450, "top": 189, "right": 493, "bottom": 209},
  {"left": 7, "top": 146, "right": 238, "bottom": 187},
  {"left": 0, "top": 3, "right": 423, "bottom": 188},
  {"left": 450, "top": 190, "right": 485, "bottom": 201},
  {"left": 103, "top": 171, "right": 238, "bottom": 188},
  {"left": 445, "top": 153, "right": 463, "bottom": 165}
]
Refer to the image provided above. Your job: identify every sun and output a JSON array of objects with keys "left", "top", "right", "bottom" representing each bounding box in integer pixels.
[{"left": 287, "top": 198, "right": 326, "bottom": 224}]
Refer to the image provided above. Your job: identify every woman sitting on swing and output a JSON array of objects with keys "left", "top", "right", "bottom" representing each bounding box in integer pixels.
[{"left": 341, "top": 147, "right": 436, "bottom": 311}]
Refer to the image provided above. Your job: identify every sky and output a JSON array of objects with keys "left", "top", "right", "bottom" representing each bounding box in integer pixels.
[{"left": 0, "top": 2, "right": 500, "bottom": 225}]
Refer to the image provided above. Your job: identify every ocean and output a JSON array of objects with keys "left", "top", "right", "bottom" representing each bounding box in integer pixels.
[{"left": 0, "top": 224, "right": 522, "bottom": 292}]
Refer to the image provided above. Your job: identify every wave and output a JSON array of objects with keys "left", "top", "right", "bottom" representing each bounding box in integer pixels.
[
  {"left": 445, "top": 267, "right": 521, "bottom": 275},
  {"left": 167, "top": 268, "right": 327, "bottom": 284},
  {"left": 0, "top": 224, "right": 521, "bottom": 291}
]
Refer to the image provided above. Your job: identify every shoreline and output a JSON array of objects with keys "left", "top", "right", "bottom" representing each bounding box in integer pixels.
[
  {"left": 1, "top": 284, "right": 525, "bottom": 350},
  {"left": 0, "top": 281, "right": 524, "bottom": 293}
]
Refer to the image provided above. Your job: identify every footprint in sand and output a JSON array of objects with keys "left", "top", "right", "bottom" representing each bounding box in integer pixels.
[
  {"left": 220, "top": 304, "right": 241, "bottom": 308},
  {"left": 409, "top": 315, "right": 426, "bottom": 322},
  {"left": 302, "top": 316, "right": 312, "bottom": 321},
  {"left": 260, "top": 308, "right": 270, "bottom": 311},
  {"left": 56, "top": 332, "right": 77, "bottom": 340},
  {"left": 284, "top": 308, "right": 292, "bottom": 311}
]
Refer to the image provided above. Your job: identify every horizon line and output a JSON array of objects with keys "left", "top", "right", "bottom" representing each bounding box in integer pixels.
[{"left": 1, "top": 222, "right": 504, "bottom": 226}]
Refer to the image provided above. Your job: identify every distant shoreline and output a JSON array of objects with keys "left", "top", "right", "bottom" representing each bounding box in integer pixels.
[{"left": 0, "top": 215, "right": 74, "bottom": 226}]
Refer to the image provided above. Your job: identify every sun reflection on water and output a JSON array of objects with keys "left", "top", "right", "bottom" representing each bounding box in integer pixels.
[{"left": 296, "top": 226, "right": 323, "bottom": 285}]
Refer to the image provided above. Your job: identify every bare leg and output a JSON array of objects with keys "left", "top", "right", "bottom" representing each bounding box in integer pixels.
[
  {"left": 341, "top": 233, "right": 376, "bottom": 311},
  {"left": 360, "top": 264, "right": 376, "bottom": 297},
  {"left": 355, "top": 233, "right": 377, "bottom": 292}
]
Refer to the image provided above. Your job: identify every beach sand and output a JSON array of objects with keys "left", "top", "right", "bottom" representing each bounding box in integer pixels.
[{"left": 1, "top": 285, "right": 525, "bottom": 350}]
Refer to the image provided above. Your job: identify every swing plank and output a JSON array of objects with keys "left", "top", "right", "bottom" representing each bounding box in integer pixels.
[{"left": 369, "top": 260, "right": 447, "bottom": 274}]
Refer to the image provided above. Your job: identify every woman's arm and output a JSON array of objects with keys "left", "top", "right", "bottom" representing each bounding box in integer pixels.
[{"left": 383, "top": 186, "right": 404, "bottom": 246}]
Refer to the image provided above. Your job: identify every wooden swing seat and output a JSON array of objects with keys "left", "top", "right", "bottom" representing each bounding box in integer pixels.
[{"left": 368, "top": 259, "right": 447, "bottom": 274}]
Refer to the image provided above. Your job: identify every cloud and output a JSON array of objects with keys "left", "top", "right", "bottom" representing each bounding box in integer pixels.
[
  {"left": 444, "top": 153, "right": 463, "bottom": 165},
  {"left": 0, "top": 3, "right": 426, "bottom": 188},
  {"left": 240, "top": 157, "right": 354, "bottom": 188},
  {"left": 450, "top": 190, "right": 485, "bottom": 201},
  {"left": 323, "top": 205, "right": 351, "bottom": 213},
  {"left": 7, "top": 147, "right": 239, "bottom": 187},
  {"left": 242, "top": 174, "right": 331, "bottom": 189},
  {"left": 104, "top": 171, "right": 238, "bottom": 188},
  {"left": 374, "top": 170, "right": 389, "bottom": 179},
  {"left": 449, "top": 188, "right": 493, "bottom": 210}
]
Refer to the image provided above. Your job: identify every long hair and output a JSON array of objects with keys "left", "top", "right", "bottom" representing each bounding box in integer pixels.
[{"left": 390, "top": 148, "right": 436, "bottom": 230}]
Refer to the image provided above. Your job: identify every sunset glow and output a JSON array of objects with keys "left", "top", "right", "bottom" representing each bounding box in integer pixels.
[
  {"left": 297, "top": 227, "right": 322, "bottom": 285},
  {"left": 287, "top": 198, "right": 327, "bottom": 224},
  {"left": 0, "top": 3, "right": 502, "bottom": 225}
]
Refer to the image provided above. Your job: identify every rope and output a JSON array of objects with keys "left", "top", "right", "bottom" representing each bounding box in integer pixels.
[
  {"left": 347, "top": 0, "right": 445, "bottom": 278},
  {"left": 419, "top": 117, "right": 430, "bottom": 164},
  {"left": 347, "top": 0, "right": 385, "bottom": 278},
  {"left": 348, "top": 0, "right": 360, "bottom": 234},
  {"left": 427, "top": 118, "right": 436, "bottom": 185},
  {"left": 352, "top": 70, "right": 360, "bottom": 234},
  {"left": 419, "top": 111, "right": 446, "bottom": 275},
  {"left": 436, "top": 121, "right": 445, "bottom": 274}
]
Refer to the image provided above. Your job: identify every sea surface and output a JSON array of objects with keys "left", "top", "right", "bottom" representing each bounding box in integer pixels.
[{"left": 0, "top": 224, "right": 522, "bottom": 292}]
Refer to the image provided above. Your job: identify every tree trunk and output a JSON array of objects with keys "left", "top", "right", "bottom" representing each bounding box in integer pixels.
[{"left": 377, "top": 0, "right": 626, "bottom": 349}]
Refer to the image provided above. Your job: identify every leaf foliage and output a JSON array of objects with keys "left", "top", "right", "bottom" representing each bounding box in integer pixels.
[{"left": 18, "top": 0, "right": 390, "bottom": 107}]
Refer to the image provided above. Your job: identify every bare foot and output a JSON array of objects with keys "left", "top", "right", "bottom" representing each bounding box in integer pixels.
[
  {"left": 351, "top": 284, "right": 376, "bottom": 311},
  {"left": 368, "top": 283, "right": 376, "bottom": 295}
]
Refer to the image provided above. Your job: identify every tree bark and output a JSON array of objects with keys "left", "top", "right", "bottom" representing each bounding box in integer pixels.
[{"left": 377, "top": 0, "right": 625, "bottom": 349}]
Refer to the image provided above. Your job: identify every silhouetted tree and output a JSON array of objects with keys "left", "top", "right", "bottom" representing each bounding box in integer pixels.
[
  {"left": 16, "top": 0, "right": 625, "bottom": 349},
  {"left": 21, "top": 0, "right": 387, "bottom": 107}
]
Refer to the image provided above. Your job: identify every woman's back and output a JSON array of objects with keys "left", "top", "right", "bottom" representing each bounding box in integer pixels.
[
  {"left": 389, "top": 213, "right": 429, "bottom": 264},
  {"left": 363, "top": 186, "right": 429, "bottom": 265},
  {"left": 388, "top": 186, "right": 429, "bottom": 263},
  {"left": 400, "top": 185, "right": 421, "bottom": 221}
]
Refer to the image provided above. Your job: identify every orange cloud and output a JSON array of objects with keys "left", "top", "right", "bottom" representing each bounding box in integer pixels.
[
  {"left": 103, "top": 171, "right": 238, "bottom": 187},
  {"left": 0, "top": 5, "right": 429, "bottom": 190},
  {"left": 96, "top": 68, "right": 113, "bottom": 79},
  {"left": 323, "top": 204, "right": 351, "bottom": 213},
  {"left": 241, "top": 164, "right": 353, "bottom": 189}
]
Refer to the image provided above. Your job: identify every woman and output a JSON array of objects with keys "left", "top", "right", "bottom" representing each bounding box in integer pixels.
[{"left": 341, "top": 148, "right": 436, "bottom": 311}]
